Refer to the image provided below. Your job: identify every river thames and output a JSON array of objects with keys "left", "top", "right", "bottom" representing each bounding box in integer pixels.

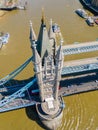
[{"left": 0, "top": 0, "right": 98, "bottom": 130}]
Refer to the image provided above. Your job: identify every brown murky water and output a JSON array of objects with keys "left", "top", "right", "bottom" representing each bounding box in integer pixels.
[{"left": 0, "top": 0, "right": 98, "bottom": 130}]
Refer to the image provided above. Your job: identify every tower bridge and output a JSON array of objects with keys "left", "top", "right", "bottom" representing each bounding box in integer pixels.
[{"left": 0, "top": 12, "right": 98, "bottom": 130}]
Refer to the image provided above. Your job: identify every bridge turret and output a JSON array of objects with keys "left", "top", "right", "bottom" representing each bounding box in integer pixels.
[
  {"left": 31, "top": 12, "right": 64, "bottom": 130},
  {"left": 32, "top": 42, "right": 44, "bottom": 102},
  {"left": 48, "top": 19, "right": 56, "bottom": 60},
  {"left": 54, "top": 39, "right": 64, "bottom": 100},
  {"left": 29, "top": 21, "right": 37, "bottom": 45},
  {"left": 48, "top": 19, "right": 55, "bottom": 40}
]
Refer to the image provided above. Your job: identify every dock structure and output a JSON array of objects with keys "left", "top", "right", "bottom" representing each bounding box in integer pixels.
[
  {"left": 80, "top": 0, "right": 98, "bottom": 14},
  {"left": 0, "top": 11, "right": 98, "bottom": 130}
]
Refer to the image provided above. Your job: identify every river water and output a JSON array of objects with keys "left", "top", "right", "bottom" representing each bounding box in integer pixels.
[{"left": 0, "top": 0, "right": 98, "bottom": 130}]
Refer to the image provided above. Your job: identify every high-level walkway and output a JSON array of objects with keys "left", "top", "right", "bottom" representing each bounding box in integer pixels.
[
  {"left": 62, "top": 57, "right": 98, "bottom": 76},
  {"left": 62, "top": 41, "right": 98, "bottom": 55}
]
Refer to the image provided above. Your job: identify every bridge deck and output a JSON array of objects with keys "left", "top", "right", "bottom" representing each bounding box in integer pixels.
[
  {"left": 62, "top": 41, "right": 98, "bottom": 55},
  {"left": 63, "top": 57, "right": 98, "bottom": 67},
  {"left": 62, "top": 57, "right": 98, "bottom": 76},
  {"left": 59, "top": 73, "right": 98, "bottom": 96},
  {"left": 0, "top": 96, "right": 37, "bottom": 113}
]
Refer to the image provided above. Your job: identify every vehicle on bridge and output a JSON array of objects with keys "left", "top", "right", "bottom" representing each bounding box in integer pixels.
[
  {"left": 31, "top": 89, "right": 39, "bottom": 95},
  {"left": 94, "top": 18, "right": 98, "bottom": 25}
]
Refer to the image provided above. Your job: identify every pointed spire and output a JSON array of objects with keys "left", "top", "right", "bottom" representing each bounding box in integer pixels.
[
  {"left": 37, "top": 10, "right": 52, "bottom": 61},
  {"left": 48, "top": 19, "right": 55, "bottom": 39},
  {"left": 41, "top": 8, "right": 45, "bottom": 25},
  {"left": 29, "top": 20, "right": 37, "bottom": 42}
]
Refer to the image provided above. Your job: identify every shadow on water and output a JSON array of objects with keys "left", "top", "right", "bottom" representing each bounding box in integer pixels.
[
  {"left": 0, "top": 76, "right": 38, "bottom": 96},
  {"left": 25, "top": 106, "right": 47, "bottom": 130},
  {"left": 60, "top": 73, "right": 98, "bottom": 87},
  {"left": 0, "top": 76, "right": 47, "bottom": 129}
]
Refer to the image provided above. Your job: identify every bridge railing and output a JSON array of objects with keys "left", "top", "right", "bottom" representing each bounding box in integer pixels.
[
  {"left": 61, "top": 62, "right": 98, "bottom": 76},
  {"left": 62, "top": 42, "right": 98, "bottom": 55}
]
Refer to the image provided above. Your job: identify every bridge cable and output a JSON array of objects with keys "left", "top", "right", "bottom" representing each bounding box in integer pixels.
[
  {"left": 0, "top": 56, "right": 33, "bottom": 86},
  {"left": 0, "top": 78, "right": 36, "bottom": 107}
]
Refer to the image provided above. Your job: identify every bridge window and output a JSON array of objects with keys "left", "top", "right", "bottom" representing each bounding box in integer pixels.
[
  {"left": 47, "top": 69, "right": 51, "bottom": 74},
  {"left": 47, "top": 62, "right": 51, "bottom": 66}
]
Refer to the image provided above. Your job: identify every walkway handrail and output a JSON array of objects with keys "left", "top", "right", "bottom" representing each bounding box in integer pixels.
[
  {"left": 62, "top": 42, "right": 98, "bottom": 56},
  {"left": 61, "top": 62, "right": 98, "bottom": 76},
  {"left": 0, "top": 78, "right": 36, "bottom": 107},
  {"left": 0, "top": 57, "right": 33, "bottom": 86}
]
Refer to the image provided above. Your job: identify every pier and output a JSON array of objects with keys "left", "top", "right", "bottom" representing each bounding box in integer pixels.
[{"left": 80, "top": 0, "right": 98, "bottom": 14}]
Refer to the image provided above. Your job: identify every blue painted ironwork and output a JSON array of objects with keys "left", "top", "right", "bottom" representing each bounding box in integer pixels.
[
  {"left": 0, "top": 101, "right": 36, "bottom": 113},
  {"left": 61, "top": 62, "right": 98, "bottom": 76},
  {"left": 0, "top": 57, "right": 33, "bottom": 86},
  {"left": 0, "top": 78, "right": 36, "bottom": 107},
  {"left": 63, "top": 44, "right": 98, "bottom": 55}
]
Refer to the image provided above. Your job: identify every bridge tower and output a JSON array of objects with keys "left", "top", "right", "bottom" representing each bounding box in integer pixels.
[{"left": 30, "top": 11, "right": 64, "bottom": 130}]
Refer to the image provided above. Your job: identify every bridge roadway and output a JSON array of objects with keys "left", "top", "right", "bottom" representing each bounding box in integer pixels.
[
  {"left": 0, "top": 95, "right": 37, "bottom": 113},
  {"left": 0, "top": 78, "right": 97, "bottom": 113},
  {"left": 62, "top": 41, "right": 98, "bottom": 55},
  {"left": 0, "top": 73, "right": 98, "bottom": 113},
  {"left": 0, "top": 78, "right": 37, "bottom": 112},
  {"left": 59, "top": 73, "right": 98, "bottom": 96},
  {"left": 62, "top": 57, "right": 98, "bottom": 76}
]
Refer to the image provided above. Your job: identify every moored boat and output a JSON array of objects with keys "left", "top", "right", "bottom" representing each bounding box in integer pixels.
[
  {"left": 16, "top": 5, "right": 26, "bottom": 10},
  {"left": 52, "top": 23, "right": 60, "bottom": 33},
  {"left": 0, "top": 32, "right": 10, "bottom": 47},
  {"left": 86, "top": 17, "right": 94, "bottom": 26},
  {"left": 0, "top": 1, "right": 17, "bottom": 11},
  {"left": 0, "top": 6, "right": 16, "bottom": 11},
  {"left": 94, "top": 19, "right": 98, "bottom": 24},
  {"left": 75, "top": 8, "right": 88, "bottom": 19}
]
